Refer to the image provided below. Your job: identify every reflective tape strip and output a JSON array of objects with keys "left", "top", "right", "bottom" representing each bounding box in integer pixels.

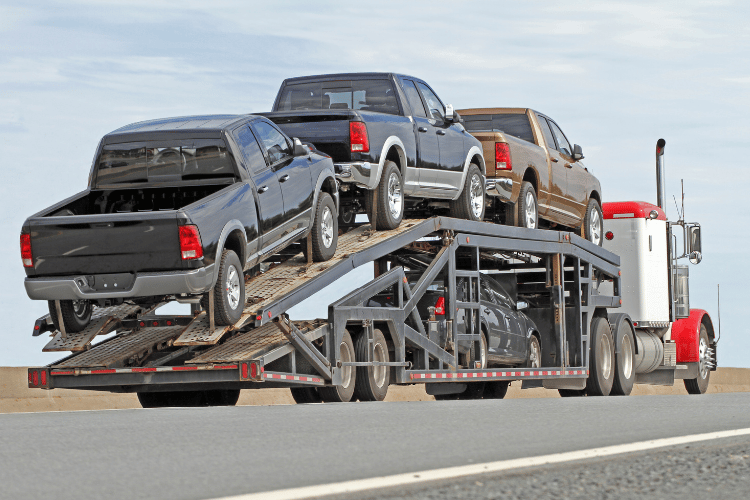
[
  {"left": 50, "top": 364, "right": 239, "bottom": 376},
  {"left": 408, "top": 369, "right": 589, "bottom": 380},
  {"left": 263, "top": 373, "right": 322, "bottom": 383}
]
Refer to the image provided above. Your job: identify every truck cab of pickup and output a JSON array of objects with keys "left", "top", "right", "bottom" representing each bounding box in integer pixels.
[{"left": 21, "top": 114, "right": 338, "bottom": 333}]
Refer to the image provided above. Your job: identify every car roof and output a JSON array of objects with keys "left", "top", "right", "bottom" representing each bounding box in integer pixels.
[
  {"left": 281, "top": 72, "right": 420, "bottom": 85},
  {"left": 103, "top": 114, "right": 258, "bottom": 145}
]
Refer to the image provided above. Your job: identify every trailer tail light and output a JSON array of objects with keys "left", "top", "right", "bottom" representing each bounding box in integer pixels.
[
  {"left": 20, "top": 234, "right": 33, "bottom": 267},
  {"left": 495, "top": 142, "right": 512, "bottom": 170},
  {"left": 435, "top": 297, "right": 445, "bottom": 315},
  {"left": 240, "top": 361, "right": 261, "bottom": 381},
  {"left": 605, "top": 231, "right": 614, "bottom": 241},
  {"left": 349, "top": 122, "right": 370, "bottom": 153},
  {"left": 179, "top": 225, "right": 203, "bottom": 260}
]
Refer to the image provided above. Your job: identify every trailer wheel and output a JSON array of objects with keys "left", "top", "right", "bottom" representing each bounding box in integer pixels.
[
  {"left": 485, "top": 381, "right": 509, "bottom": 399},
  {"left": 586, "top": 316, "right": 615, "bottom": 396},
  {"left": 204, "top": 389, "right": 240, "bottom": 406},
  {"left": 310, "top": 191, "right": 338, "bottom": 262},
  {"left": 48, "top": 299, "right": 92, "bottom": 333},
  {"left": 685, "top": 324, "right": 711, "bottom": 395},
  {"left": 581, "top": 198, "right": 603, "bottom": 246},
  {"left": 353, "top": 328, "right": 390, "bottom": 402},
  {"left": 369, "top": 161, "right": 403, "bottom": 230},
  {"left": 318, "top": 330, "right": 356, "bottom": 403},
  {"left": 450, "top": 163, "right": 485, "bottom": 221},
  {"left": 516, "top": 181, "right": 538, "bottom": 229},
  {"left": 611, "top": 322, "right": 636, "bottom": 396},
  {"left": 290, "top": 387, "right": 323, "bottom": 404},
  {"left": 208, "top": 249, "right": 245, "bottom": 326}
]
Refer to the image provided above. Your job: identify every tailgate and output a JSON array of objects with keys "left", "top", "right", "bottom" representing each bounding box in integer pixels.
[
  {"left": 262, "top": 111, "right": 355, "bottom": 162},
  {"left": 28, "top": 212, "right": 183, "bottom": 276}
]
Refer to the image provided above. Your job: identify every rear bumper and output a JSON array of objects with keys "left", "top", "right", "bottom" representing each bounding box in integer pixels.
[
  {"left": 24, "top": 266, "right": 213, "bottom": 301},
  {"left": 334, "top": 162, "right": 375, "bottom": 189},
  {"left": 485, "top": 178, "right": 513, "bottom": 201}
]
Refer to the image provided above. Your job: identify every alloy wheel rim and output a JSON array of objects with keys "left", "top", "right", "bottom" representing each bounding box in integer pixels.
[
  {"left": 373, "top": 341, "right": 387, "bottom": 387},
  {"left": 590, "top": 209, "right": 601, "bottom": 245},
  {"left": 72, "top": 299, "right": 88, "bottom": 318},
  {"left": 321, "top": 206, "right": 334, "bottom": 248},
  {"left": 525, "top": 191, "right": 537, "bottom": 228},
  {"left": 600, "top": 332, "right": 612, "bottom": 380},
  {"left": 225, "top": 265, "right": 240, "bottom": 310},
  {"left": 698, "top": 337, "right": 709, "bottom": 379},
  {"left": 387, "top": 172, "right": 402, "bottom": 219},
  {"left": 621, "top": 333, "right": 634, "bottom": 379},
  {"left": 340, "top": 340, "right": 353, "bottom": 388},
  {"left": 470, "top": 174, "right": 483, "bottom": 219},
  {"left": 530, "top": 338, "right": 541, "bottom": 368}
]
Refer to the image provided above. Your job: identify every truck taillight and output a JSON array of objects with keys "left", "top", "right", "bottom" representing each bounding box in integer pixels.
[
  {"left": 20, "top": 234, "right": 33, "bottom": 267},
  {"left": 350, "top": 122, "right": 370, "bottom": 153},
  {"left": 179, "top": 225, "right": 203, "bottom": 260},
  {"left": 435, "top": 296, "right": 445, "bottom": 315},
  {"left": 495, "top": 142, "right": 512, "bottom": 170}
]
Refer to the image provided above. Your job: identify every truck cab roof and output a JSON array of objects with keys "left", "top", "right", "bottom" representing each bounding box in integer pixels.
[
  {"left": 280, "top": 72, "right": 421, "bottom": 85},
  {"left": 105, "top": 114, "right": 257, "bottom": 144}
]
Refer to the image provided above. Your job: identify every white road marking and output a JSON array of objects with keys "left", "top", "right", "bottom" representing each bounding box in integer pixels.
[{"left": 215, "top": 427, "right": 750, "bottom": 500}]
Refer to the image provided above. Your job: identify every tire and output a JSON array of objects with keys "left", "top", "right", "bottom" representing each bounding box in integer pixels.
[
  {"left": 203, "top": 389, "right": 240, "bottom": 406},
  {"left": 318, "top": 330, "right": 357, "bottom": 403},
  {"left": 290, "top": 387, "right": 323, "bottom": 404},
  {"left": 526, "top": 335, "right": 541, "bottom": 369},
  {"left": 611, "top": 321, "right": 635, "bottom": 396},
  {"left": 485, "top": 381, "right": 509, "bottom": 399},
  {"left": 581, "top": 198, "right": 603, "bottom": 246},
  {"left": 450, "top": 163, "right": 484, "bottom": 221},
  {"left": 48, "top": 299, "right": 92, "bottom": 333},
  {"left": 371, "top": 161, "right": 403, "bottom": 230},
  {"left": 310, "top": 192, "right": 338, "bottom": 262},
  {"left": 586, "top": 316, "right": 615, "bottom": 396},
  {"left": 353, "top": 328, "right": 391, "bottom": 402},
  {"left": 210, "top": 249, "right": 245, "bottom": 326},
  {"left": 685, "top": 324, "right": 711, "bottom": 395},
  {"left": 516, "top": 181, "right": 538, "bottom": 229}
]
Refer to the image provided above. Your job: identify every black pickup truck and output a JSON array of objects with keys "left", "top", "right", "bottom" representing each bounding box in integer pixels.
[
  {"left": 21, "top": 115, "right": 338, "bottom": 331},
  {"left": 262, "top": 72, "right": 486, "bottom": 230}
]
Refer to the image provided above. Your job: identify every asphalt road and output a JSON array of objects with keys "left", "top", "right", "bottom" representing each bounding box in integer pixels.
[{"left": 1, "top": 393, "right": 749, "bottom": 500}]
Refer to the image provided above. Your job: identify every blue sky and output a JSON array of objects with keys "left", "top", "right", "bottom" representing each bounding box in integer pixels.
[{"left": 0, "top": 0, "right": 747, "bottom": 367}]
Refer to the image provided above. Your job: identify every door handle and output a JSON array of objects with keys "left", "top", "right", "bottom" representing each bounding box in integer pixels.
[
  {"left": 258, "top": 186, "right": 268, "bottom": 194},
  {"left": 565, "top": 163, "right": 573, "bottom": 168},
  {"left": 418, "top": 126, "right": 428, "bottom": 133},
  {"left": 279, "top": 174, "right": 290, "bottom": 182},
  {"left": 550, "top": 158, "right": 559, "bottom": 163},
  {"left": 436, "top": 130, "right": 446, "bottom": 136}
]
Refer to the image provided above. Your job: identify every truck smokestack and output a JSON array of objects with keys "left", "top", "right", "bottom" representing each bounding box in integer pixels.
[{"left": 656, "top": 138, "right": 666, "bottom": 211}]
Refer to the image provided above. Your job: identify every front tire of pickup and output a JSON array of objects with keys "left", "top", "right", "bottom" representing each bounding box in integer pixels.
[
  {"left": 48, "top": 299, "right": 92, "bottom": 333},
  {"left": 516, "top": 181, "right": 538, "bottom": 229},
  {"left": 450, "top": 163, "right": 485, "bottom": 221},
  {"left": 581, "top": 198, "right": 603, "bottom": 246},
  {"left": 210, "top": 249, "right": 245, "bottom": 326}
]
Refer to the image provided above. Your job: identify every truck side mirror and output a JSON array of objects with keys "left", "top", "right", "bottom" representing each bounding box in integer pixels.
[
  {"left": 292, "top": 138, "right": 308, "bottom": 157},
  {"left": 572, "top": 144, "right": 584, "bottom": 160},
  {"left": 688, "top": 225, "right": 702, "bottom": 264},
  {"left": 517, "top": 300, "right": 529, "bottom": 311},
  {"left": 444, "top": 104, "right": 454, "bottom": 122}
]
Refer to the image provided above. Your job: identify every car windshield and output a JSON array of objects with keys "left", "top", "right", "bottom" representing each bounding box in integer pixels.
[
  {"left": 277, "top": 79, "right": 401, "bottom": 115},
  {"left": 95, "top": 139, "right": 236, "bottom": 186},
  {"left": 463, "top": 113, "right": 535, "bottom": 143}
]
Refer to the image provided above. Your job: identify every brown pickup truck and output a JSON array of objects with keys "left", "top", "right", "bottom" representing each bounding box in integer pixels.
[{"left": 456, "top": 107, "right": 603, "bottom": 245}]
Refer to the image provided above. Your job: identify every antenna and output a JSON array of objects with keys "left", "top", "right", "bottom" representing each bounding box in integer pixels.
[
  {"left": 672, "top": 195, "right": 682, "bottom": 221},
  {"left": 681, "top": 179, "right": 685, "bottom": 222},
  {"left": 716, "top": 284, "right": 721, "bottom": 344}
]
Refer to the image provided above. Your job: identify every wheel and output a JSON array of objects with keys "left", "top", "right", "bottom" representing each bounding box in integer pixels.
[
  {"left": 611, "top": 321, "right": 635, "bottom": 396},
  {"left": 203, "top": 389, "right": 240, "bottom": 406},
  {"left": 370, "top": 161, "right": 403, "bottom": 230},
  {"left": 586, "top": 316, "right": 615, "bottom": 396},
  {"left": 450, "top": 163, "right": 484, "bottom": 221},
  {"left": 48, "top": 299, "right": 92, "bottom": 333},
  {"left": 310, "top": 191, "right": 338, "bottom": 261},
  {"left": 558, "top": 389, "right": 586, "bottom": 397},
  {"left": 581, "top": 198, "right": 603, "bottom": 246},
  {"left": 685, "top": 324, "right": 711, "bottom": 394},
  {"left": 516, "top": 181, "right": 538, "bottom": 229},
  {"left": 318, "top": 330, "right": 357, "bottom": 402},
  {"left": 485, "top": 381, "right": 509, "bottom": 399},
  {"left": 353, "top": 328, "right": 391, "bottom": 402},
  {"left": 209, "top": 249, "right": 245, "bottom": 326},
  {"left": 526, "top": 335, "right": 541, "bottom": 368},
  {"left": 290, "top": 387, "right": 323, "bottom": 404}
]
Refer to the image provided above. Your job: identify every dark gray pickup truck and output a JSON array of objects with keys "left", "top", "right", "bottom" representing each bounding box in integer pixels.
[
  {"left": 262, "top": 72, "right": 486, "bottom": 230},
  {"left": 21, "top": 114, "right": 338, "bottom": 332}
]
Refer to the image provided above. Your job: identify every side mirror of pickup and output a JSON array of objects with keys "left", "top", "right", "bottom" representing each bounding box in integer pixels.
[
  {"left": 516, "top": 300, "right": 529, "bottom": 311},
  {"left": 444, "top": 104, "right": 455, "bottom": 122},
  {"left": 292, "top": 138, "right": 308, "bottom": 157},
  {"left": 572, "top": 144, "right": 584, "bottom": 161}
]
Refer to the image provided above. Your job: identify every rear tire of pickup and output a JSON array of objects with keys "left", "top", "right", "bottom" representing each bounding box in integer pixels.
[
  {"left": 581, "top": 198, "right": 603, "bottom": 246},
  {"left": 586, "top": 316, "right": 615, "bottom": 396},
  {"left": 370, "top": 161, "right": 403, "bottom": 230},
  {"left": 318, "top": 330, "right": 356, "bottom": 403},
  {"left": 210, "top": 249, "right": 245, "bottom": 326},
  {"left": 310, "top": 191, "right": 338, "bottom": 262},
  {"left": 290, "top": 387, "right": 323, "bottom": 404},
  {"left": 48, "top": 299, "right": 92, "bottom": 333},
  {"left": 516, "top": 181, "right": 538, "bottom": 229},
  {"left": 353, "top": 328, "right": 390, "bottom": 402},
  {"left": 450, "top": 163, "right": 484, "bottom": 221}
]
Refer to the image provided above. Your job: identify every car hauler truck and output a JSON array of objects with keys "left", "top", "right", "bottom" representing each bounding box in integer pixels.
[{"left": 25, "top": 140, "right": 716, "bottom": 404}]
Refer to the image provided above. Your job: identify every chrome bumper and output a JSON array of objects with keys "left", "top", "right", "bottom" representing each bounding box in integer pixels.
[
  {"left": 334, "top": 162, "right": 375, "bottom": 189},
  {"left": 485, "top": 178, "right": 513, "bottom": 201},
  {"left": 25, "top": 267, "right": 213, "bottom": 301}
]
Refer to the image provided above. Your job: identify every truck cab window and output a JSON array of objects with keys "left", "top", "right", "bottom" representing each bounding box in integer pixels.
[
  {"left": 402, "top": 80, "right": 427, "bottom": 118},
  {"left": 548, "top": 120, "right": 573, "bottom": 157},
  {"left": 253, "top": 121, "right": 292, "bottom": 165},
  {"left": 537, "top": 116, "right": 557, "bottom": 151},
  {"left": 234, "top": 125, "right": 267, "bottom": 174},
  {"left": 416, "top": 82, "right": 445, "bottom": 121}
]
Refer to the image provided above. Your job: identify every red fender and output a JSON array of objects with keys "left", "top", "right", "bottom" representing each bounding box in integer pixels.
[{"left": 671, "top": 309, "right": 714, "bottom": 363}]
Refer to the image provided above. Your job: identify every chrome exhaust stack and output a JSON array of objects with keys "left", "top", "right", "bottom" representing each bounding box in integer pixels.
[{"left": 656, "top": 138, "right": 667, "bottom": 210}]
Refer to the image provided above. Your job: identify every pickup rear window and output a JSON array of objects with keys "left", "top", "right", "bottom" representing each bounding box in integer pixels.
[
  {"left": 95, "top": 140, "right": 236, "bottom": 186},
  {"left": 463, "top": 114, "right": 535, "bottom": 144},
  {"left": 277, "top": 80, "right": 401, "bottom": 115}
]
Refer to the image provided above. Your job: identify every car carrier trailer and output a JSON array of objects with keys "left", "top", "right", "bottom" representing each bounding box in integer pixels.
[{"left": 26, "top": 140, "right": 717, "bottom": 404}]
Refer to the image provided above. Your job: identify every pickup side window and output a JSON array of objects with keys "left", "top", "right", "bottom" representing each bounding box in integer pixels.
[
  {"left": 537, "top": 117, "right": 558, "bottom": 151},
  {"left": 402, "top": 80, "right": 427, "bottom": 118},
  {"left": 234, "top": 125, "right": 267, "bottom": 174},
  {"left": 253, "top": 121, "right": 292, "bottom": 165},
  {"left": 416, "top": 82, "right": 445, "bottom": 121},
  {"left": 548, "top": 119, "right": 573, "bottom": 157},
  {"left": 277, "top": 80, "right": 400, "bottom": 115}
]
